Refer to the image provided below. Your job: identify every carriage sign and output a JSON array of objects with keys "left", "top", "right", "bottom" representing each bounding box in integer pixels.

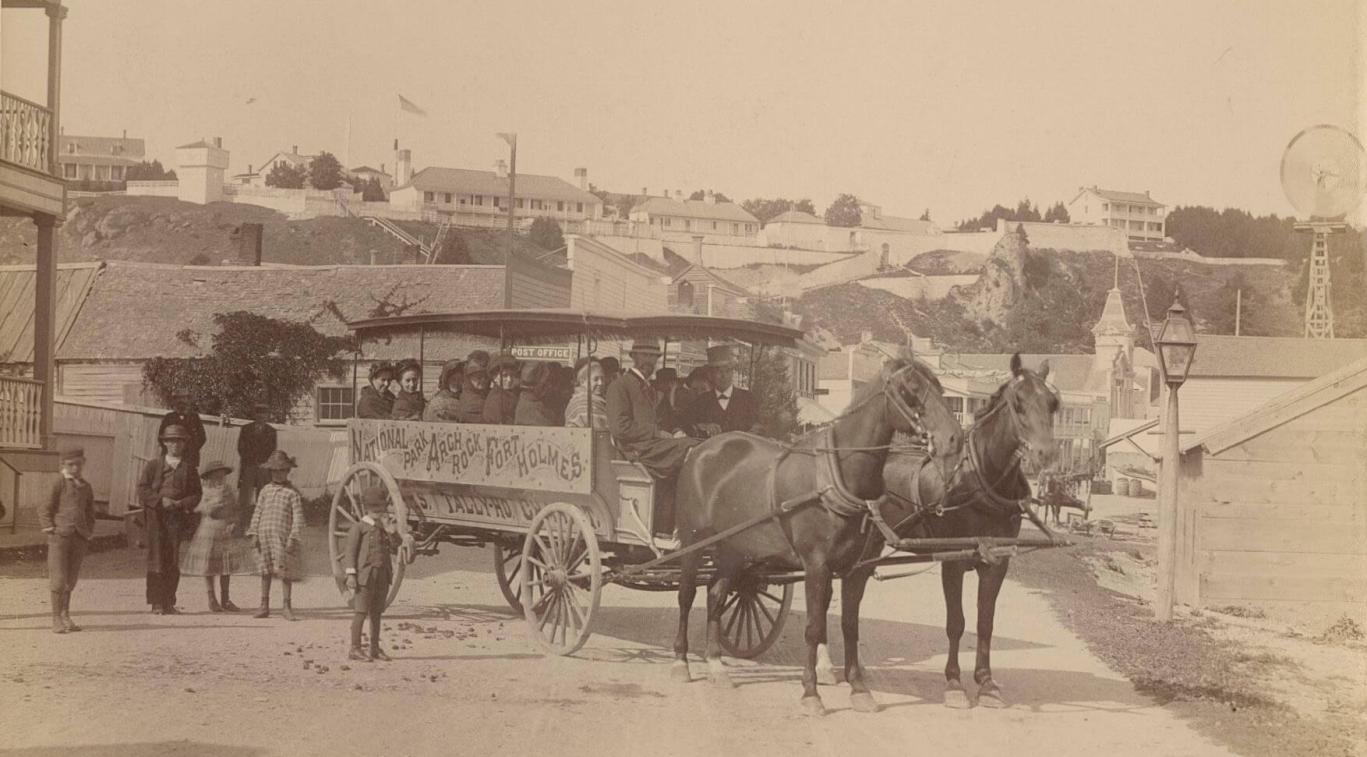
[{"left": 349, "top": 419, "right": 593, "bottom": 494}]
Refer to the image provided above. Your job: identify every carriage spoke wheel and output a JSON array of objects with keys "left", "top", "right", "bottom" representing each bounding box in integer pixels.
[
  {"left": 521, "top": 503, "right": 601, "bottom": 656},
  {"left": 717, "top": 576, "right": 793, "bottom": 659},
  {"left": 328, "top": 462, "right": 409, "bottom": 610},
  {"left": 493, "top": 540, "right": 542, "bottom": 615}
]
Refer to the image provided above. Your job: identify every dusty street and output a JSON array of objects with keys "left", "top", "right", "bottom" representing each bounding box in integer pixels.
[{"left": 1, "top": 529, "right": 1238, "bottom": 757}]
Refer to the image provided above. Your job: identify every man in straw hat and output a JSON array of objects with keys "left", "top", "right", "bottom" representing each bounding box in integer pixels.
[
  {"left": 40, "top": 446, "right": 96, "bottom": 633},
  {"left": 683, "top": 344, "right": 760, "bottom": 438},
  {"left": 235, "top": 401, "right": 276, "bottom": 535},
  {"left": 605, "top": 339, "right": 699, "bottom": 536},
  {"left": 158, "top": 388, "right": 207, "bottom": 467},
  {"left": 136, "top": 424, "right": 203, "bottom": 614}
]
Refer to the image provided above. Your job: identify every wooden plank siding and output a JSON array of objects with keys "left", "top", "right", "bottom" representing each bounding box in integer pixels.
[
  {"left": 1175, "top": 384, "right": 1367, "bottom": 623},
  {"left": 1177, "top": 377, "right": 1305, "bottom": 437}
]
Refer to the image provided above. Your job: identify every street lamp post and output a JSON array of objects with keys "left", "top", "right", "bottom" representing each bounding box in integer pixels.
[{"left": 1154, "top": 298, "right": 1198, "bottom": 622}]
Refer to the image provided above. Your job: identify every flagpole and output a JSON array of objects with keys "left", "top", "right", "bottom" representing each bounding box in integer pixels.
[{"left": 500, "top": 133, "right": 518, "bottom": 308}]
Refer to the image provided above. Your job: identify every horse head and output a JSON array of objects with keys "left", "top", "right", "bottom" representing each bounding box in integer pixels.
[
  {"left": 881, "top": 353, "right": 963, "bottom": 478},
  {"left": 985, "top": 353, "right": 1060, "bottom": 471}
]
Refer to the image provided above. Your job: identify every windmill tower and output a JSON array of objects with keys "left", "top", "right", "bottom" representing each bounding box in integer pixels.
[{"left": 1280, "top": 125, "right": 1367, "bottom": 339}]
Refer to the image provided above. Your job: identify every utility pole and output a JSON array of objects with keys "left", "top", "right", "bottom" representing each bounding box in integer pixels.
[{"left": 498, "top": 133, "right": 518, "bottom": 308}]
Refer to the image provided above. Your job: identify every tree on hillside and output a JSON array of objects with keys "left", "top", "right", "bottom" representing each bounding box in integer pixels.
[
  {"left": 751, "top": 348, "right": 798, "bottom": 439},
  {"left": 265, "top": 162, "right": 306, "bottom": 189},
  {"left": 919, "top": 209, "right": 932, "bottom": 222},
  {"left": 142, "top": 311, "right": 352, "bottom": 422},
  {"left": 1165, "top": 206, "right": 1300, "bottom": 259},
  {"left": 309, "top": 152, "right": 344, "bottom": 190},
  {"left": 688, "top": 189, "right": 733, "bottom": 203},
  {"left": 742, "top": 197, "right": 817, "bottom": 225},
  {"left": 956, "top": 197, "right": 1062, "bottom": 231},
  {"left": 528, "top": 217, "right": 565, "bottom": 252},
  {"left": 824, "top": 194, "right": 862, "bottom": 227},
  {"left": 125, "top": 159, "right": 177, "bottom": 181},
  {"left": 361, "top": 177, "right": 386, "bottom": 201},
  {"left": 1043, "top": 201, "right": 1070, "bottom": 223}
]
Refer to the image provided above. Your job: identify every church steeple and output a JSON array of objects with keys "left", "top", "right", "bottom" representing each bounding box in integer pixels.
[{"left": 1092, "top": 256, "right": 1133, "bottom": 340}]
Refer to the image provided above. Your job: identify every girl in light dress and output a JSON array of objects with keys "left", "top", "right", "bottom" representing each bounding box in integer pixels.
[{"left": 179, "top": 460, "right": 254, "bottom": 612}]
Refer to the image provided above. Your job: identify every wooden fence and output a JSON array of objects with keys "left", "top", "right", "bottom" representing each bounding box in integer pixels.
[{"left": 53, "top": 399, "right": 347, "bottom": 515}]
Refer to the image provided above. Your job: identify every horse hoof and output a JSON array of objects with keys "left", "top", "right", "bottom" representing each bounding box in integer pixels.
[
  {"left": 977, "top": 687, "right": 1008, "bottom": 709},
  {"left": 800, "top": 696, "right": 827, "bottom": 716},
  {"left": 708, "top": 673, "right": 737, "bottom": 689},
  {"left": 850, "top": 691, "right": 880, "bottom": 713},
  {"left": 944, "top": 687, "right": 972, "bottom": 709},
  {"left": 670, "top": 662, "right": 692, "bottom": 683},
  {"left": 816, "top": 668, "right": 839, "bottom": 686}
]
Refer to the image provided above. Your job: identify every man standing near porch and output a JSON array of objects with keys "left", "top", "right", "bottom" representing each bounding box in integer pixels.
[
  {"left": 235, "top": 402, "right": 276, "bottom": 536},
  {"left": 137, "top": 425, "right": 203, "bottom": 614}
]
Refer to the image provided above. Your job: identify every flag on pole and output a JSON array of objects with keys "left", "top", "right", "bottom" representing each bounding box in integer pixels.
[
  {"left": 497, "top": 132, "right": 517, "bottom": 147},
  {"left": 398, "top": 94, "right": 427, "bottom": 117}
]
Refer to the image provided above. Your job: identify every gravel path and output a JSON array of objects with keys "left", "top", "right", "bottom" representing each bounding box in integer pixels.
[{"left": 0, "top": 529, "right": 1240, "bottom": 757}]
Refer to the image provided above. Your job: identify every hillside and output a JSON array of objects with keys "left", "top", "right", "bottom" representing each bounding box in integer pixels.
[
  {"left": 0, "top": 196, "right": 548, "bottom": 267},
  {"left": 794, "top": 233, "right": 1323, "bottom": 353}
]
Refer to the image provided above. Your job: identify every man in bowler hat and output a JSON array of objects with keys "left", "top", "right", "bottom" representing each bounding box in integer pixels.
[
  {"left": 137, "top": 424, "right": 203, "bottom": 614},
  {"left": 683, "top": 345, "right": 761, "bottom": 437}
]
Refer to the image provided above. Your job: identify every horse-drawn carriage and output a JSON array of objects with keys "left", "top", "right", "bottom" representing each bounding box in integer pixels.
[{"left": 328, "top": 308, "right": 1072, "bottom": 712}]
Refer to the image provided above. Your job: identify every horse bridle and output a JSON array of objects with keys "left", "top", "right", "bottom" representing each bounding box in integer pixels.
[{"left": 819, "top": 363, "right": 940, "bottom": 456}]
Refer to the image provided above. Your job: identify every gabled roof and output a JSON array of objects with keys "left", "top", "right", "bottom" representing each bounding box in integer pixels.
[
  {"left": 1184, "top": 356, "right": 1367, "bottom": 455},
  {"left": 349, "top": 165, "right": 390, "bottom": 177},
  {"left": 177, "top": 140, "right": 222, "bottom": 150},
  {"left": 939, "top": 353, "right": 1096, "bottom": 393},
  {"left": 859, "top": 214, "right": 935, "bottom": 234},
  {"left": 58, "top": 135, "right": 146, "bottom": 161},
  {"left": 1073, "top": 186, "right": 1164, "bottom": 206},
  {"left": 0, "top": 262, "right": 103, "bottom": 365},
  {"left": 58, "top": 261, "right": 510, "bottom": 361},
  {"left": 630, "top": 197, "right": 758, "bottom": 224},
  {"left": 671, "top": 264, "right": 750, "bottom": 297},
  {"left": 1187, "top": 335, "right": 1367, "bottom": 379},
  {"left": 399, "top": 167, "right": 600, "bottom": 205},
  {"left": 769, "top": 210, "right": 824, "bottom": 225}
]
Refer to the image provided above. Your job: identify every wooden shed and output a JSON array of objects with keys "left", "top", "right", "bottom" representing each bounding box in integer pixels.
[{"left": 1172, "top": 356, "right": 1367, "bottom": 625}]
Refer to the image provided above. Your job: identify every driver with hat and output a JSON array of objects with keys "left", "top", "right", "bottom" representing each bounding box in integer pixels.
[
  {"left": 605, "top": 339, "right": 699, "bottom": 536},
  {"left": 682, "top": 345, "right": 760, "bottom": 438}
]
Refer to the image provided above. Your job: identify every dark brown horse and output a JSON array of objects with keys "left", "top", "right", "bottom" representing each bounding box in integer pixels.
[
  {"left": 670, "top": 356, "right": 964, "bottom": 715},
  {"left": 880, "top": 353, "right": 1060, "bottom": 708}
]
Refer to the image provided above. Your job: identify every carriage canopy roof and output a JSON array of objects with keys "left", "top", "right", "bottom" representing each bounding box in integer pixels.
[{"left": 346, "top": 309, "right": 805, "bottom": 348}]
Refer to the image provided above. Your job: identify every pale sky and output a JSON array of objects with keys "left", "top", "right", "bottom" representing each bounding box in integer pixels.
[{"left": 2, "top": 0, "right": 1362, "bottom": 223}]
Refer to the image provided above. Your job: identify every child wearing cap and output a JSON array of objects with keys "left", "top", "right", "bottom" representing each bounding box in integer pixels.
[
  {"left": 343, "top": 485, "right": 400, "bottom": 661},
  {"left": 40, "top": 446, "right": 96, "bottom": 634},
  {"left": 246, "top": 450, "right": 305, "bottom": 620},
  {"left": 180, "top": 460, "right": 253, "bottom": 612}
]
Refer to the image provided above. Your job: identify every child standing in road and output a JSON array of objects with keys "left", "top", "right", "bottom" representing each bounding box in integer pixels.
[
  {"left": 40, "top": 446, "right": 96, "bottom": 634},
  {"left": 180, "top": 460, "right": 252, "bottom": 612},
  {"left": 246, "top": 450, "right": 304, "bottom": 620},
  {"left": 344, "top": 485, "right": 399, "bottom": 661}
]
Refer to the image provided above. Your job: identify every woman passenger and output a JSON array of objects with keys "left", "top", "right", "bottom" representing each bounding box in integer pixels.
[
  {"left": 564, "top": 358, "right": 607, "bottom": 430},
  {"left": 514, "top": 362, "right": 558, "bottom": 426},
  {"left": 390, "top": 359, "right": 426, "bottom": 420}
]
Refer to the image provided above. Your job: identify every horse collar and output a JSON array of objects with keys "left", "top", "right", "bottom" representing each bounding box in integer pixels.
[
  {"left": 817, "top": 426, "right": 881, "bottom": 519},
  {"left": 967, "top": 428, "right": 1030, "bottom": 512}
]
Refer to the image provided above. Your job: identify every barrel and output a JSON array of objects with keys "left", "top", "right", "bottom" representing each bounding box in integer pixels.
[
  {"left": 1130, "top": 479, "right": 1144, "bottom": 497},
  {"left": 1116, "top": 478, "right": 1131, "bottom": 496}
]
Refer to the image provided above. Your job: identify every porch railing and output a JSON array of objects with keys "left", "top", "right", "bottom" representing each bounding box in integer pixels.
[
  {"left": 0, "top": 375, "right": 43, "bottom": 449},
  {"left": 0, "top": 91, "right": 54, "bottom": 176}
]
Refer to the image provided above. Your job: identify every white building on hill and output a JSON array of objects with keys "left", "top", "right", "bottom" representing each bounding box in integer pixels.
[
  {"left": 389, "top": 159, "right": 603, "bottom": 227},
  {"left": 1068, "top": 186, "right": 1167, "bottom": 241},
  {"left": 629, "top": 192, "right": 759, "bottom": 244}
]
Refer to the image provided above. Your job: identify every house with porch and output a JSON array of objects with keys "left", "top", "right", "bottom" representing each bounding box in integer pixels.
[
  {"left": 56, "top": 131, "right": 144, "bottom": 190},
  {"left": 0, "top": 0, "right": 68, "bottom": 529}
]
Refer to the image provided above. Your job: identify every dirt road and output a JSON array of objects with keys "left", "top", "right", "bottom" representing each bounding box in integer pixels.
[{"left": 0, "top": 531, "right": 1239, "bottom": 757}]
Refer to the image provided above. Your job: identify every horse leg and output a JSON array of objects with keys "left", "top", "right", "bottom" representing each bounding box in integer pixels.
[
  {"left": 974, "top": 559, "right": 1011, "bottom": 708},
  {"left": 815, "top": 643, "right": 838, "bottom": 686},
  {"left": 703, "top": 564, "right": 737, "bottom": 689},
  {"left": 841, "top": 568, "right": 878, "bottom": 713},
  {"left": 672, "top": 548, "right": 700, "bottom": 683},
  {"left": 800, "top": 564, "right": 834, "bottom": 716},
  {"left": 941, "top": 561, "right": 971, "bottom": 709}
]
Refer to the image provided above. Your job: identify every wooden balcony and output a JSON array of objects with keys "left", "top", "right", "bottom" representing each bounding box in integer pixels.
[
  {"left": 0, "top": 376, "right": 43, "bottom": 449},
  {"left": 0, "top": 91, "right": 65, "bottom": 218}
]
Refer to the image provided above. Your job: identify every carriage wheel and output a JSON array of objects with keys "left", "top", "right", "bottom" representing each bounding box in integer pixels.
[
  {"left": 717, "top": 575, "right": 793, "bottom": 659},
  {"left": 521, "top": 502, "right": 601, "bottom": 656},
  {"left": 328, "top": 462, "right": 409, "bottom": 609},
  {"left": 493, "top": 540, "right": 542, "bottom": 615}
]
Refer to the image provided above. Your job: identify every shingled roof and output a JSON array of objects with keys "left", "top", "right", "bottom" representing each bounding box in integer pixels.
[
  {"left": 630, "top": 197, "right": 759, "bottom": 224},
  {"left": 58, "top": 261, "right": 509, "bottom": 360},
  {"left": 0, "top": 262, "right": 102, "bottom": 365},
  {"left": 1186, "top": 335, "right": 1367, "bottom": 379},
  {"left": 1074, "top": 186, "right": 1165, "bottom": 206}
]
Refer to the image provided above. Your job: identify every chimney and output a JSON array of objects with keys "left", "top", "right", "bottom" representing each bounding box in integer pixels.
[
  {"left": 704, "top": 190, "right": 716, "bottom": 205},
  {"left": 641, "top": 187, "right": 648, "bottom": 196},
  {"left": 396, "top": 149, "right": 412, "bottom": 186},
  {"left": 247, "top": 164, "right": 253, "bottom": 175},
  {"left": 213, "top": 136, "right": 222, "bottom": 148},
  {"left": 122, "top": 129, "right": 127, "bottom": 140},
  {"left": 495, "top": 159, "right": 508, "bottom": 179},
  {"left": 292, "top": 144, "right": 298, "bottom": 154},
  {"left": 574, "top": 167, "right": 588, "bottom": 190},
  {"left": 380, "top": 163, "right": 386, "bottom": 175},
  {"left": 692, "top": 235, "right": 704, "bottom": 265},
  {"left": 236, "top": 223, "right": 264, "bottom": 266},
  {"left": 369, "top": 249, "right": 379, "bottom": 266},
  {"left": 674, "top": 189, "right": 684, "bottom": 202}
]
